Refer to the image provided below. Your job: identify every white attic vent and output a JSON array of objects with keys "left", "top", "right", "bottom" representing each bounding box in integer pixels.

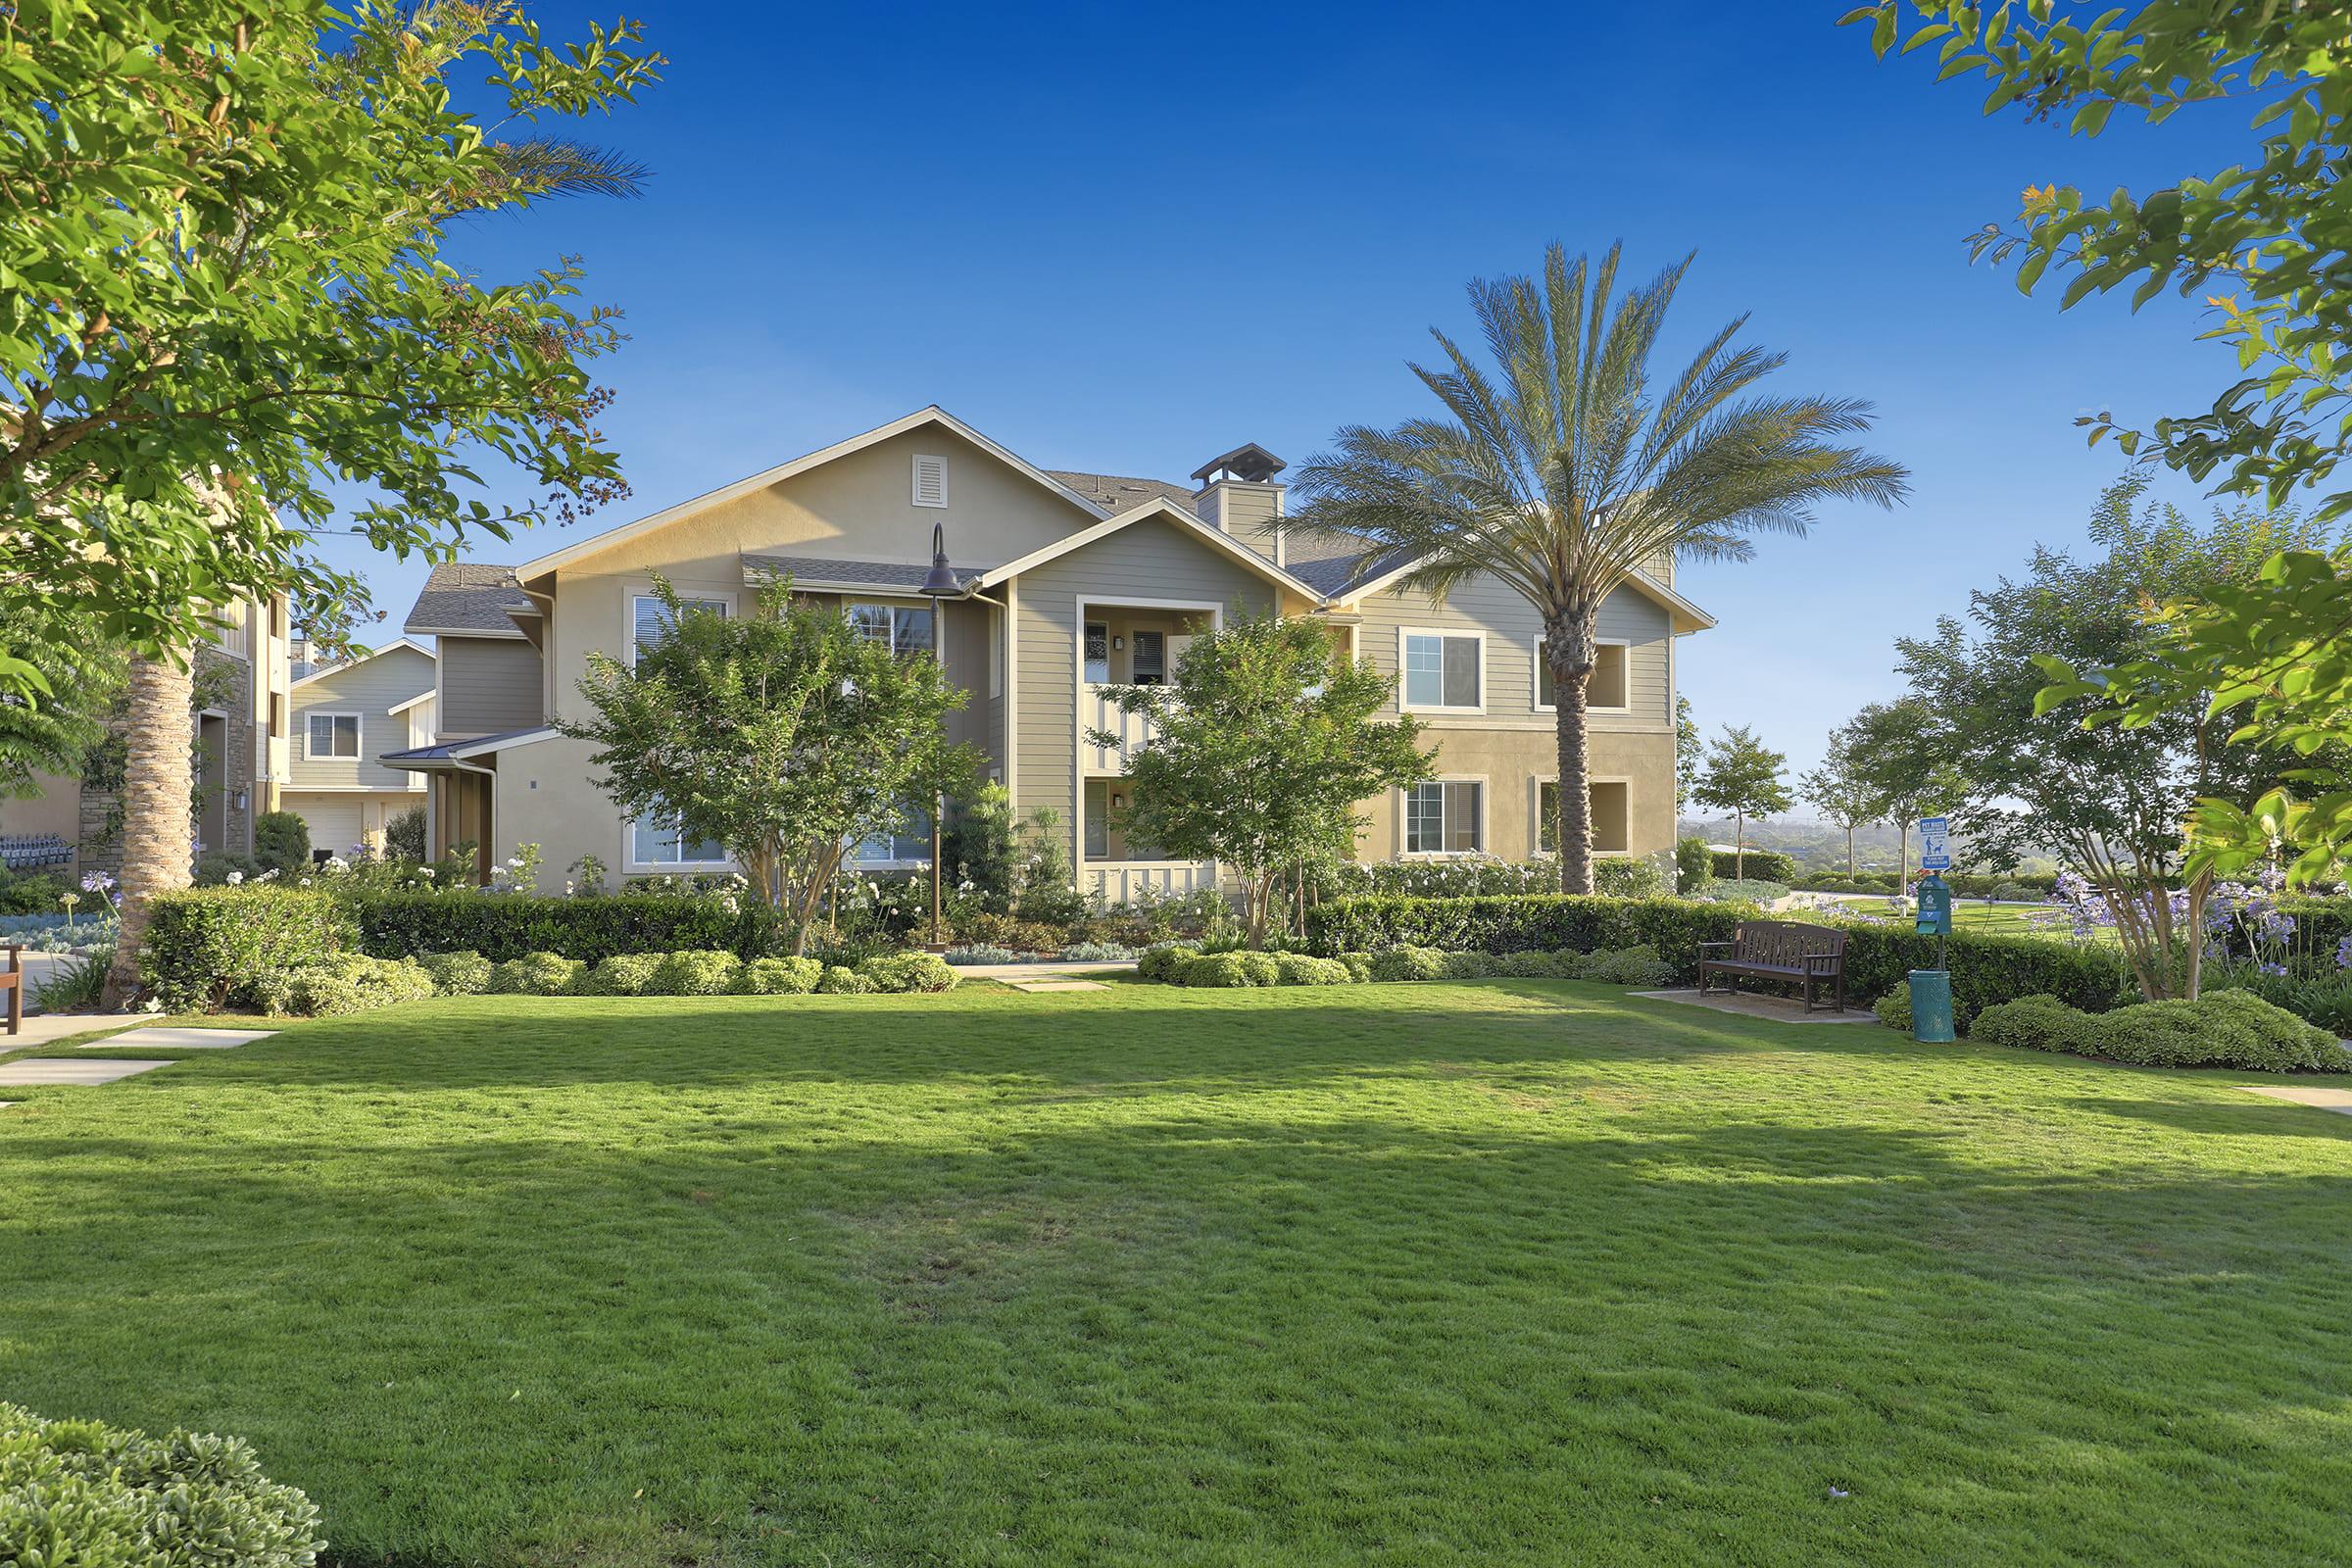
[{"left": 911, "top": 453, "right": 948, "bottom": 509}]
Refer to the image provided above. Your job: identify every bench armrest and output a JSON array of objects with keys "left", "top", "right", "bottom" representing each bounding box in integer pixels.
[{"left": 1802, "top": 953, "right": 1842, "bottom": 971}]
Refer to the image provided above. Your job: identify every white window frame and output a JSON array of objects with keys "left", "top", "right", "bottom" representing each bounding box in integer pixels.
[
  {"left": 849, "top": 799, "right": 932, "bottom": 867},
  {"left": 304, "top": 710, "right": 362, "bottom": 760},
  {"left": 622, "top": 804, "right": 731, "bottom": 873},
  {"left": 846, "top": 599, "right": 936, "bottom": 659},
  {"left": 1532, "top": 636, "right": 1632, "bottom": 713},
  {"left": 1533, "top": 775, "right": 1633, "bottom": 858},
  {"left": 625, "top": 589, "right": 734, "bottom": 669},
  {"left": 1397, "top": 626, "right": 1486, "bottom": 714},
  {"left": 911, "top": 452, "right": 949, "bottom": 508},
  {"left": 1399, "top": 776, "right": 1488, "bottom": 857}
]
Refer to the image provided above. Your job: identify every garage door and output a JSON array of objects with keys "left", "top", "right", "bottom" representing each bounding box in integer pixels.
[{"left": 286, "top": 796, "right": 364, "bottom": 858}]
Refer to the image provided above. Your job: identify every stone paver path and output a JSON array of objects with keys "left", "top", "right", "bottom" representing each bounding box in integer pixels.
[
  {"left": 0, "top": 1058, "right": 175, "bottom": 1085},
  {"left": 80, "top": 1026, "right": 275, "bottom": 1051},
  {"left": 2, "top": 1013, "right": 134, "bottom": 1050},
  {"left": 1628, "top": 988, "right": 1880, "bottom": 1026},
  {"left": 2237, "top": 1084, "right": 2352, "bottom": 1116}
]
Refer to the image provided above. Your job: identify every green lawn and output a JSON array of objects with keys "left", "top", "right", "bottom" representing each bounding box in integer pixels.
[{"left": 4, "top": 982, "right": 2350, "bottom": 1565}]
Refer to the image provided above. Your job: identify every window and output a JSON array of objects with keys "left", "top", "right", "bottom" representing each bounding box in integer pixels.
[
  {"left": 1131, "top": 630, "right": 1165, "bottom": 685},
  {"left": 848, "top": 602, "right": 933, "bottom": 658},
  {"left": 852, "top": 803, "right": 931, "bottom": 864},
  {"left": 305, "top": 712, "right": 359, "bottom": 760},
  {"left": 1404, "top": 780, "right": 1483, "bottom": 854},
  {"left": 1402, "top": 631, "right": 1482, "bottom": 710},
  {"left": 1536, "top": 640, "right": 1628, "bottom": 710},
  {"left": 1084, "top": 621, "right": 1109, "bottom": 683},
  {"left": 1538, "top": 780, "right": 1630, "bottom": 855},
  {"left": 911, "top": 453, "right": 948, "bottom": 508},
  {"left": 631, "top": 805, "right": 726, "bottom": 866},
  {"left": 632, "top": 594, "right": 728, "bottom": 662}
]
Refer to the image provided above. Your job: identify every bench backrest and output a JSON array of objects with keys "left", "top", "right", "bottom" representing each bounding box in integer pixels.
[{"left": 1731, "top": 920, "right": 1847, "bottom": 965}]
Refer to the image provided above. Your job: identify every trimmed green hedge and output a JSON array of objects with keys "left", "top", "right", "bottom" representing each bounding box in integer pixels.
[
  {"left": 350, "top": 893, "right": 758, "bottom": 963},
  {"left": 1710, "top": 848, "right": 1797, "bottom": 883},
  {"left": 142, "top": 887, "right": 356, "bottom": 1010}
]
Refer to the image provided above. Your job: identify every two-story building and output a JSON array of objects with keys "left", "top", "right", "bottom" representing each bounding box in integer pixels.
[
  {"left": 384, "top": 408, "right": 1711, "bottom": 892},
  {"left": 281, "top": 638, "right": 436, "bottom": 859}
]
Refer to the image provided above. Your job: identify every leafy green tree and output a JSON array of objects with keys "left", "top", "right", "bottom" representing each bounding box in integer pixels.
[
  {"left": 1286, "top": 242, "right": 1907, "bottom": 896},
  {"left": 1849, "top": 2, "right": 2352, "bottom": 517},
  {"left": 1798, "top": 730, "right": 1882, "bottom": 880},
  {"left": 1838, "top": 699, "right": 1966, "bottom": 893},
  {"left": 1691, "top": 725, "right": 1792, "bottom": 881},
  {"left": 0, "top": 608, "right": 121, "bottom": 796},
  {"left": 1674, "top": 694, "right": 1701, "bottom": 812},
  {"left": 562, "top": 581, "right": 979, "bottom": 955},
  {"left": 1089, "top": 608, "right": 1434, "bottom": 945}
]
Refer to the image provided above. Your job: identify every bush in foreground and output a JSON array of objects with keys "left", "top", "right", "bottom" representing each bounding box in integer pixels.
[
  {"left": 858, "top": 953, "right": 959, "bottom": 994},
  {"left": 653, "top": 950, "right": 743, "bottom": 997},
  {"left": 255, "top": 955, "right": 436, "bottom": 1017},
  {"left": 420, "top": 950, "right": 494, "bottom": 996},
  {"left": 487, "top": 952, "right": 587, "bottom": 997},
  {"left": 143, "top": 888, "right": 357, "bottom": 1011},
  {"left": 737, "top": 956, "right": 823, "bottom": 995},
  {"left": 1964, "top": 990, "right": 2350, "bottom": 1073},
  {"left": 0, "top": 1401, "right": 322, "bottom": 1567}
]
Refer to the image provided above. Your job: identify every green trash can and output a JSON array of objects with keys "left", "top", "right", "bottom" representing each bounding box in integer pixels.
[{"left": 1909, "top": 968, "right": 1955, "bottom": 1043}]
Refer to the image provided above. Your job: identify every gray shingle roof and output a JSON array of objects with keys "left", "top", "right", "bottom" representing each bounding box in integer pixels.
[
  {"left": 404, "top": 563, "right": 534, "bottom": 635},
  {"left": 740, "top": 556, "right": 981, "bottom": 593},
  {"left": 1048, "top": 470, "right": 1200, "bottom": 515},
  {"left": 1287, "top": 544, "right": 1417, "bottom": 596}
]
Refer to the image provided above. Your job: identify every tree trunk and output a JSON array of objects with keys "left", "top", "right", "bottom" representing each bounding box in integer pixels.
[
  {"left": 1544, "top": 612, "right": 1597, "bottom": 896},
  {"left": 1845, "top": 825, "right": 1856, "bottom": 880},
  {"left": 1733, "top": 809, "right": 1745, "bottom": 881},
  {"left": 101, "top": 652, "right": 195, "bottom": 1010}
]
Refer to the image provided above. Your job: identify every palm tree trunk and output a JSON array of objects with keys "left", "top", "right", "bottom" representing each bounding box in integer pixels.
[
  {"left": 101, "top": 652, "right": 195, "bottom": 1009},
  {"left": 1545, "top": 614, "right": 1597, "bottom": 896}
]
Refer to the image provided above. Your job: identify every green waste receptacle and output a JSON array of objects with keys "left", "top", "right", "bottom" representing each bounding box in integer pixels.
[{"left": 1909, "top": 968, "right": 1955, "bottom": 1043}]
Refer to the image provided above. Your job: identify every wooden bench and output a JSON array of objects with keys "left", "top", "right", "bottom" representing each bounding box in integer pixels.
[
  {"left": 1696, "top": 921, "right": 1849, "bottom": 1012},
  {"left": 1, "top": 944, "right": 21, "bottom": 1036}
]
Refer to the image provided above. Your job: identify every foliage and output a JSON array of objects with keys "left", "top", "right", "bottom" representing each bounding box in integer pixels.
[
  {"left": 1675, "top": 694, "right": 1700, "bottom": 811},
  {"left": 487, "top": 953, "right": 586, "bottom": 997},
  {"left": 1972, "top": 988, "right": 2352, "bottom": 1073},
  {"left": 350, "top": 891, "right": 752, "bottom": 964},
  {"left": 563, "top": 580, "right": 977, "bottom": 953},
  {"left": 1274, "top": 955, "right": 1352, "bottom": 986},
  {"left": 1798, "top": 728, "right": 1882, "bottom": 879},
  {"left": 943, "top": 944, "right": 1021, "bottom": 967},
  {"left": 651, "top": 950, "right": 742, "bottom": 997},
  {"left": 1326, "top": 852, "right": 1671, "bottom": 901},
  {"left": 1674, "top": 835, "right": 1713, "bottom": 895},
  {"left": 255, "top": 954, "right": 435, "bottom": 1017},
  {"left": 33, "top": 946, "right": 112, "bottom": 1011},
  {"left": 816, "top": 965, "right": 873, "bottom": 996},
  {"left": 1137, "top": 943, "right": 1201, "bottom": 983},
  {"left": 1836, "top": 698, "right": 1968, "bottom": 890},
  {"left": 0, "top": 607, "right": 121, "bottom": 793},
  {"left": 946, "top": 782, "right": 1019, "bottom": 913},
  {"left": 737, "top": 956, "right": 823, "bottom": 996},
  {"left": 1692, "top": 724, "right": 1792, "bottom": 880},
  {"left": 384, "top": 807, "right": 428, "bottom": 865},
  {"left": 1287, "top": 241, "right": 1905, "bottom": 893},
  {"left": 1057, "top": 941, "right": 1139, "bottom": 962},
  {"left": 0, "top": 1401, "right": 321, "bottom": 1568},
  {"left": 253, "top": 811, "right": 312, "bottom": 876},
  {"left": 141, "top": 887, "right": 354, "bottom": 1010},
  {"left": 1851, "top": 1, "right": 2352, "bottom": 519},
  {"left": 1005, "top": 807, "right": 1090, "bottom": 930},
  {"left": 1181, "top": 951, "right": 1283, "bottom": 988},
  {"left": 1873, "top": 979, "right": 1913, "bottom": 1032},
  {"left": 858, "top": 953, "right": 960, "bottom": 994},
  {"left": 420, "top": 950, "right": 493, "bottom": 997},
  {"left": 0, "top": 1, "right": 661, "bottom": 700},
  {"left": 577, "top": 953, "right": 664, "bottom": 998},
  {"left": 0, "top": 868, "right": 71, "bottom": 916},
  {"left": 1690, "top": 877, "right": 1791, "bottom": 906},
  {"left": 564, "top": 854, "right": 610, "bottom": 897},
  {"left": 0, "top": 909, "right": 118, "bottom": 955},
  {"left": 1707, "top": 848, "right": 1796, "bottom": 884},
  {"left": 1090, "top": 609, "right": 1431, "bottom": 944}
]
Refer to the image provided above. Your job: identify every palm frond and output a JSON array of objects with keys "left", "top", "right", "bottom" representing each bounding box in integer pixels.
[{"left": 491, "top": 136, "right": 652, "bottom": 201}]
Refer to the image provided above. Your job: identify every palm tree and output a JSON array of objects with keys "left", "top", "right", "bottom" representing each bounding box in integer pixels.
[
  {"left": 1288, "top": 244, "right": 1909, "bottom": 893},
  {"left": 99, "top": 654, "right": 196, "bottom": 1009}
]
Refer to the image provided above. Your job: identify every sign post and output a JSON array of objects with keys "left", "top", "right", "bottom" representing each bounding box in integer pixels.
[{"left": 1910, "top": 816, "right": 1956, "bottom": 1042}]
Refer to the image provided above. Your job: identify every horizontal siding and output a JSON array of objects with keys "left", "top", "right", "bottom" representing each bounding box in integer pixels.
[
  {"left": 288, "top": 646, "right": 435, "bottom": 791},
  {"left": 1353, "top": 575, "right": 1672, "bottom": 729},
  {"left": 440, "top": 636, "right": 544, "bottom": 736}
]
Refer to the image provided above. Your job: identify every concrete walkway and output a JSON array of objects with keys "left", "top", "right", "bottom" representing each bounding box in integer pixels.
[
  {"left": 1629, "top": 988, "right": 1880, "bottom": 1026},
  {"left": 2238, "top": 1084, "right": 2352, "bottom": 1117},
  {"left": 0, "top": 1056, "right": 176, "bottom": 1085},
  {"left": 1, "top": 1012, "right": 135, "bottom": 1051}
]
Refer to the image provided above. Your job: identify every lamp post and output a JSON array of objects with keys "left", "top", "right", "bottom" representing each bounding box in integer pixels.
[{"left": 920, "top": 520, "right": 959, "bottom": 953}]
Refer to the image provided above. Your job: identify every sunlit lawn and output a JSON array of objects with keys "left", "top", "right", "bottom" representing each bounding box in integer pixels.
[{"left": 3, "top": 981, "right": 2348, "bottom": 1565}]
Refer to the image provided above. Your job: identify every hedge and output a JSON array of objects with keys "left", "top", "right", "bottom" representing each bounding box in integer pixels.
[
  {"left": 1710, "top": 848, "right": 1797, "bottom": 884},
  {"left": 350, "top": 892, "right": 760, "bottom": 963},
  {"left": 143, "top": 887, "right": 355, "bottom": 1010},
  {"left": 1307, "top": 894, "right": 2132, "bottom": 1026}
]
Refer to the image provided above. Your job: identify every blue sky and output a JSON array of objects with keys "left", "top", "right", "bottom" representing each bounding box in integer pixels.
[{"left": 326, "top": 1, "right": 2253, "bottom": 809}]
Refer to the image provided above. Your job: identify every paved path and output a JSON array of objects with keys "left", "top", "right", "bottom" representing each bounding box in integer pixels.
[
  {"left": 2238, "top": 1084, "right": 2352, "bottom": 1116},
  {"left": 0, "top": 1057, "right": 176, "bottom": 1085},
  {"left": 1, "top": 1012, "right": 133, "bottom": 1051},
  {"left": 79, "top": 1026, "right": 275, "bottom": 1051}
]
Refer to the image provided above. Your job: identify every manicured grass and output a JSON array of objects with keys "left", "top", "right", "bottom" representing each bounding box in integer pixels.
[{"left": 4, "top": 981, "right": 2350, "bottom": 1565}]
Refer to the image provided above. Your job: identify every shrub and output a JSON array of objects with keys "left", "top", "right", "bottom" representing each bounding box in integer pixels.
[
  {"left": 1587, "top": 944, "right": 1673, "bottom": 987},
  {"left": 1369, "top": 946, "right": 1448, "bottom": 982},
  {"left": 142, "top": 887, "right": 355, "bottom": 1010},
  {"left": 1592, "top": 855, "right": 1673, "bottom": 899},
  {"left": 32, "top": 947, "right": 111, "bottom": 1011},
  {"left": 1275, "top": 954, "right": 1352, "bottom": 985},
  {"left": 384, "top": 805, "right": 428, "bottom": 863},
  {"left": 255, "top": 954, "right": 435, "bottom": 1017},
  {"left": 1337, "top": 951, "right": 1374, "bottom": 983},
  {"left": 859, "top": 953, "right": 959, "bottom": 993},
  {"left": 0, "top": 867, "right": 71, "bottom": 915},
  {"left": 1968, "top": 993, "right": 2088, "bottom": 1052},
  {"left": 816, "top": 964, "right": 873, "bottom": 995},
  {"left": 1988, "top": 880, "right": 2039, "bottom": 904},
  {"left": 1690, "top": 878, "right": 1789, "bottom": 905},
  {"left": 350, "top": 892, "right": 750, "bottom": 964},
  {"left": 487, "top": 952, "right": 585, "bottom": 996},
  {"left": 0, "top": 1401, "right": 322, "bottom": 1568},
  {"left": 1971, "top": 990, "right": 2351, "bottom": 1072},
  {"left": 1057, "top": 940, "right": 1138, "bottom": 962},
  {"left": 2220, "top": 966, "right": 2352, "bottom": 1036},
  {"left": 1181, "top": 951, "right": 1279, "bottom": 988},
  {"left": 420, "top": 950, "right": 494, "bottom": 996},
  {"left": 1137, "top": 943, "right": 1201, "bottom": 983},
  {"left": 1315, "top": 896, "right": 1743, "bottom": 981},
  {"left": 1441, "top": 950, "right": 1494, "bottom": 979},
  {"left": 1873, "top": 980, "right": 1912, "bottom": 1031},
  {"left": 737, "top": 956, "right": 823, "bottom": 995},
  {"left": 951, "top": 911, "right": 1065, "bottom": 954},
  {"left": 579, "top": 953, "right": 665, "bottom": 997},
  {"left": 1710, "top": 848, "right": 1797, "bottom": 884},
  {"left": 1493, "top": 949, "right": 1564, "bottom": 978},
  {"left": 191, "top": 851, "right": 262, "bottom": 887},
  {"left": 944, "top": 944, "right": 1021, "bottom": 966},
  {"left": 652, "top": 949, "right": 743, "bottom": 997},
  {"left": 253, "top": 810, "right": 312, "bottom": 874}
]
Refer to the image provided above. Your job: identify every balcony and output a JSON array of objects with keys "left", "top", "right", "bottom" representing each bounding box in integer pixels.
[
  {"left": 1082, "top": 683, "right": 1171, "bottom": 774},
  {"left": 1080, "top": 859, "right": 1217, "bottom": 905}
]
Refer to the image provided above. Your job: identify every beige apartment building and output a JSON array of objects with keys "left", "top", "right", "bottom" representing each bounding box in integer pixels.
[{"left": 386, "top": 408, "right": 1711, "bottom": 893}]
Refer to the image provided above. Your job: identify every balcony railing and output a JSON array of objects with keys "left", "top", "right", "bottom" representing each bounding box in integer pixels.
[
  {"left": 1079, "top": 860, "right": 1216, "bottom": 904},
  {"left": 1082, "top": 683, "right": 1172, "bottom": 773}
]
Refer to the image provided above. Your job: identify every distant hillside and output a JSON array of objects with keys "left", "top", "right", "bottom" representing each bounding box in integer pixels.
[{"left": 1676, "top": 816, "right": 2060, "bottom": 876}]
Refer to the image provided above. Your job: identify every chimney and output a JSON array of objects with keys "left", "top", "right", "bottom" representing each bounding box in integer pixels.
[{"left": 1191, "top": 443, "right": 1289, "bottom": 567}]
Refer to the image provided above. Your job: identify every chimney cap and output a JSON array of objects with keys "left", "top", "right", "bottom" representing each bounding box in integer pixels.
[{"left": 1191, "top": 443, "right": 1287, "bottom": 485}]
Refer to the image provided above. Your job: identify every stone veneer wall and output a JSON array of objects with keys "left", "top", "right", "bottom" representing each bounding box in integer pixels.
[{"left": 70, "top": 643, "right": 256, "bottom": 878}]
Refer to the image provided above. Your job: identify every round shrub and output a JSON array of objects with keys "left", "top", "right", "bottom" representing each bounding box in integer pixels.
[
  {"left": 1137, "top": 943, "right": 1201, "bottom": 984},
  {"left": 488, "top": 952, "right": 586, "bottom": 996},
  {"left": 1588, "top": 944, "right": 1673, "bottom": 988},
  {"left": 816, "top": 964, "right": 873, "bottom": 995},
  {"left": 2094, "top": 990, "right": 2351, "bottom": 1072},
  {"left": 652, "top": 950, "right": 743, "bottom": 997},
  {"left": 1492, "top": 950, "right": 1564, "bottom": 978},
  {"left": 1441, "top": 950, "right": 1494, "bottom": 980},
  {"left": 0, "top": 1400, "right": 323, "bottom": 1568},
  {"left": 1969, "top": 993, "right": 2087, "bottom": 1053},
  {"left": 579, "top": 953, "right": 665, "bottom": 998},
  {"left": 1337, "top": 952, "right": 1374, "bottom": 983},
  {"left": 859, "top": 953, "right": 959, "bottom": 993},
  {"left": 254, "top": 954, "right": 435, "bottom": 1017},
  {"left": 421, "top": 950, "right": 493, "bottom": 996},
  {"left": 1180, "top": 952, "right": 1272, "bottom": 988},
  {"left": 737, "top": 956, "right": 822, "bottom": 995},
  {"left": 1058, "top": 940, "right": 1139, "bottom": 962},
  {"left": 1370, "top": 946, "right": 1447, "bottom": 982},
  {"left": 1275, "top": 955, "right": 1351, "bottom": 986},
  {"left": 1872, "top": 980, "right": 1912, "bottom": 1031}
]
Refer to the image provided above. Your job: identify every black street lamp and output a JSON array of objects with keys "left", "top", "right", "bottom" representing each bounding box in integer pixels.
[{"left": 922, "top": 521, "right": 958, "bottom": 953}]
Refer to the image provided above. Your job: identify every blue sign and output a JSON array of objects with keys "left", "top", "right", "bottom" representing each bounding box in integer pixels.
[{"left": 1919, "top": 815, "right": 1951, "bottom": 871}]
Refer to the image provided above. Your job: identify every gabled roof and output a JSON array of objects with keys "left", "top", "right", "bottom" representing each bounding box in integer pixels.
[
  {"left": 404, "top": 564, "right": 534, "bottom": 638},
  {"left": 741, "top": 555, "right": 985, "bottom": 595},
  {"left": 1328, "top": 547, "right": 1716, "bottom": 633},
  {"left": 1048, "top": 469, "right": 1200, "bottom": 514},
  {"left": 511, "top": 407, "right": 1112, "bottom": 579},
  {"left": 287, "top": 636, "right": 435, "bottom": 692},
  {"left": 974, "top": 496, "right": 1326, "bottom": 599}
]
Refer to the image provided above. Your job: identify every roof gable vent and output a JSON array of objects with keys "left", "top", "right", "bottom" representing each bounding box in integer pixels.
[{"left": 911, "top": 453, "right": 948, "bottom": 509}]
